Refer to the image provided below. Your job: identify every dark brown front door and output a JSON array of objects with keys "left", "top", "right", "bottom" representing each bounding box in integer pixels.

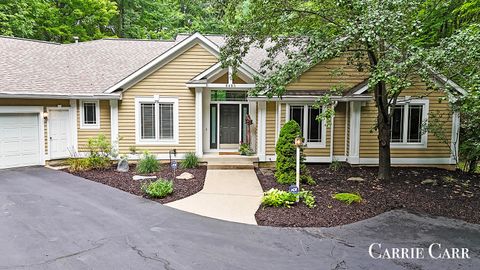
[{"left": 219, "top": 104, "right": 239, "bottom": 147}]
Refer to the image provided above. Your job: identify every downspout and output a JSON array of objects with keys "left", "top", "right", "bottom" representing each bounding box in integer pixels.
[{"left": 330, "top": 101, "right": 338, "bottom": 162}]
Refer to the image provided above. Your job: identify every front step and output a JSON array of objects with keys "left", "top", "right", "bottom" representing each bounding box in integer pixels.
[{"left": 202, "top": 155, "right": 258, "bottom": 170}]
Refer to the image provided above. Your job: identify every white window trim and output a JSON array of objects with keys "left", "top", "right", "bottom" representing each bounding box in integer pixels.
[
  {"left": 390, "top": 98, "right": 429, "bottom": 149},
  {"left": 135, "top": 96, "right": 179, "bottom": 145},
  {"left": 286, "top": 103, "right": 327, "bottom": 148},
  {"left": 80, "top": 100, "right": 100, "bottom": 129}
]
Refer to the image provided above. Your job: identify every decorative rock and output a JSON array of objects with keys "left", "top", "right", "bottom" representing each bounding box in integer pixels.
[
  {"left": 132, "top": 175, "right": 156, "bottom": 181},
  {"left": 347, "top": 177, "right": 365, "bottom": 182},
  {"left": 176, "top": 172, "right": 194, "bottom": 180},
  {"left": 421, "top": 179, "right": 437, "bottom": 185},
  {"left": 116, "top": 158, "right": 129, "bottom": 172}
]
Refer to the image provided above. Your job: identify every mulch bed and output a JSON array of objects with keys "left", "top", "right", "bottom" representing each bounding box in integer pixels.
[
  {"left": 255, "top": 165, "right": 480, "bottom": 227},
  {"left": 66, "top": 165, "right": 207, "bottom": 204}
]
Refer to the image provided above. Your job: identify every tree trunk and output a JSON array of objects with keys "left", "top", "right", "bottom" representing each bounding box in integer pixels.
[{"left": 367, "top": 47, "right": 392, "bottom": 181}]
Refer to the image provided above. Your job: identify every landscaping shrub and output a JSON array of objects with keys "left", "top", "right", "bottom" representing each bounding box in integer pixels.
[
  {"left": 67, "top": 158, "right": 91, "bottom": 172},
  {"left": 87, "top": 155, "right": 111, "bottom": 170},
  {"left": 261, "top": 188, "right": 297, "bottom": 208},
  {"left": 142, "top": 179, "right": 173, "bottom": 198},
  {"left": 86, "top": 134, "right": 111, "bottom": 157},
  {"left": 329, "top": 159, "right": 343, "bottom": 171},
  {"left": 239, "top": 143, "right": 252, "bottom": 156},
  {"left": 299, "top": 189, "right": 316, "bottom": 208},
  {"left": 275, "top": 120, "right": 314, "bottom": 185},
  {"left": 181, "top": 152, "right": 199, "bottom": 169},
  {"left": 261, "top": 188, "right": 317, "bottom": 208},
  {"left": 136, "top": 152, "right": 160, "bottom": 174},
  {"left": 333, "top": 193, "right": 362, "bottom": 205}
]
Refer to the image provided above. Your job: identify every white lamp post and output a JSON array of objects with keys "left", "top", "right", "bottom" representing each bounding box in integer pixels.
[{"left": 294, "top": 136, "right": 303, "bottom": 202}]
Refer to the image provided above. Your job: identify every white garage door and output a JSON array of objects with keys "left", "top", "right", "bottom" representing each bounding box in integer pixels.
[{"left": 0, "top": 113, "right": 42, "bottom": 169}]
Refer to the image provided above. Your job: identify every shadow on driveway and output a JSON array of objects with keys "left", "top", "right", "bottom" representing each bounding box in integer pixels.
[{"left": 0, "top": 167, "right": 478, "bottom": 269}]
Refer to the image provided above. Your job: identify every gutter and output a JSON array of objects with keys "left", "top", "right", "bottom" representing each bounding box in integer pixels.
[
  {"left": 0, "top": 92, "right": 122, "bottom": 100},
  {"left": 247, "top": 95, "right": 373, "bottom": 102}
]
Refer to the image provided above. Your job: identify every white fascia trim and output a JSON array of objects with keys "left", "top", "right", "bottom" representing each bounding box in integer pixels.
[
  {"left": 79, "top": 100, "right": 100, "bottom": 129},
  {"left": 134, "top": 96, "right": 179, "bottom": 145},
  {"left": 0, "top": 106, "right": 46, "bottom": 166},
  {"left": 69, "top": 100, "right": 78, "bottom": 153},
  {"left": 359, "top": 157, "right": 454, "bottom": 165},
  {"left": 434, "top": 74, "right": 468, "bottom": 96},
  {"left": 0, "top": 92, "right": 121, "bottom": 100},
  {"left": 105, "top": 33, "right": 223, "bottom": 94},
  {"left": 185, "top": 83, "right": 256, "bottom": 89},
  {"left": 353, "top": 84, "right": 369, "bottom": 95},
  {"left": 248, "top": 96, "right": 372, "bottom": 102},
  {"left": 190, "top": 62, "right": 258, "bottom": 83}
]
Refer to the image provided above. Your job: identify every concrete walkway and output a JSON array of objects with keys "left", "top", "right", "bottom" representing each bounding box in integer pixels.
[{"left": 166, "top": 169, "right": 263, "bottom": 225}]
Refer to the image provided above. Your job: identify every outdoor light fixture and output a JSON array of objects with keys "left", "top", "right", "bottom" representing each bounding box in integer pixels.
[{"left": 294, "top": 136, "right": 303, "bottom": 147}]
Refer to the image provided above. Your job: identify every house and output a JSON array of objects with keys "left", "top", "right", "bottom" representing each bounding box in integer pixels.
[{"left": 0, "top": 33, "right": 463, "bottom": 169}]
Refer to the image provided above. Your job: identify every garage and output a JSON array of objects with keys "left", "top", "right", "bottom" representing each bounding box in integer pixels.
[{"left": 0, "top": 109, "right": 44, "bottom": 169}]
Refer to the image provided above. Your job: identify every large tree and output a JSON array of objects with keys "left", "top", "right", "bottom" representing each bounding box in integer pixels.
[{"left": 218, "top": 0, "right": 480, "bottom": 180}]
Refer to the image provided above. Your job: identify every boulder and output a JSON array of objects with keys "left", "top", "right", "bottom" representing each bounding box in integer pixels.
[
  {"left": 116, "top": 158, "right": 129, "bottom": 172},
  {"left": 347, "top": 177, "right": 365, "bottom": 182},
  {"left": 132, "top": 175, "right": 157, "bottom": 181},
  {"left": 421, "top": 179, "right": 437, "bottom": 185},
  {"left": 176, "top": 172, "right": 195, "bottom": 180}
]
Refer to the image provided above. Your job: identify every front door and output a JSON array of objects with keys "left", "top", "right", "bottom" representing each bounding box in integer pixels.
[
  {"left": 49, "top": 109, "right": 71, "bottom": 159},
  {"left": 219, "top": 104, "right": 239, "bottom": 149}
]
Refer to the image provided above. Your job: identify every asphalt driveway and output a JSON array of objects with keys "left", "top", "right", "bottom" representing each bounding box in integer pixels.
[{"left": 0, "top": 167, "right": 479, "bottom": 270}]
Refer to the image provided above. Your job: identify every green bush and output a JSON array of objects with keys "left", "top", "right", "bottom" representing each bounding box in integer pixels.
[
  {"left": 275, "top": 120, "right": 314, "bottom": 185},
  {"left": 142, "top": 179, "right": 173, "bottom": 198},
  {"left": 136, "top": 152, "right": 160, "bottom": 174},
  {"left": 87, "top": 155, "right": 111, "bottom": 170},
  {"left": 261, "top": 188, "right": 297, "bottom": 208},
  {"left": 333, "top": 193, "right": 362, "bottom": 205},
  {"left": 181, "top": 152, "right": 199, "bottom": 169},
  {"left": 261, "top": 188, "right": 317, "bottom": 208},
  {"left": 329, "top": 159, "right": 343, "bottom": 171},
  {"left": 86, "top": 134, "right": 111, "bottom": 157},
  {"left": 68, "top": 158, "right": 91, "bottom": 172},
  {"left": 239, "top": 143, "right": 252, "bottom": 156},
  {"left": 299, "top": 189, "right": 316, "bottom": 208}
]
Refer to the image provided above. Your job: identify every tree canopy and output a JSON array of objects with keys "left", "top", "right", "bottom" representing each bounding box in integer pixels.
[{"left": 219, "top": 0, "right": 480, "bottom": 179}]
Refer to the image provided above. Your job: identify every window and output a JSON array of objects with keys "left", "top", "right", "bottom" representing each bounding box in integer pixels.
[
  {"left": 211, "top": 90, "right": 247, "bottom": 101},
  {"left": 136, "top": 97, "right": 178, "bottom": 144},
  {"left": 390, "top": 100, "right": 428, "bottom": 147},
  {"left": 288, "top": 104, "right": 325, "bottom": 147},
  {"left": 80, "top": 100, "right": 100, "bottom": 129}
]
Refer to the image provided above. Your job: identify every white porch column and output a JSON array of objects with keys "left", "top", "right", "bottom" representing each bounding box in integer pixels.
[
  {"left": 110, "top": 100, "right": 119, "bottom": 156},
  {"left": 195, "top": 88, "right": 203, "bottom": 157},
  {"left": 450, "top": 111, "right": 460, "bottom": 164},
  {"left": 348, "top": 101, "right": 362, "bottom": 164},
  {"left": 69, "top": 100, "right": 78, "bottom": 154},
  {"left": 257, "top": 101, "right": 267, "bottom": 161}
]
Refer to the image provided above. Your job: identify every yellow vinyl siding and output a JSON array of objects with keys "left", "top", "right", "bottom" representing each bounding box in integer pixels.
[
  {"left": 0, "top": 98, "right": 70, "bottom": 154},
  {"left": 265, "top": 101, "right": 277, "bottom": 156},
  {"left": 118, "top": 44, "right": 218, "bottom": 154},
  {"left": 212, "top": 73, "right": 247, "bottom": 84},
  {"left": 77, "top": 100, "right": 111, "bottom": 152},
  {"left": 333, "top": 102, "right": 347, "bottom": 156},
  {"left": 359, "top": 85, "right": 453, "bottom": 158},
  {"left": 286, "top": 55, "right": 367, "bottom": 91}
]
